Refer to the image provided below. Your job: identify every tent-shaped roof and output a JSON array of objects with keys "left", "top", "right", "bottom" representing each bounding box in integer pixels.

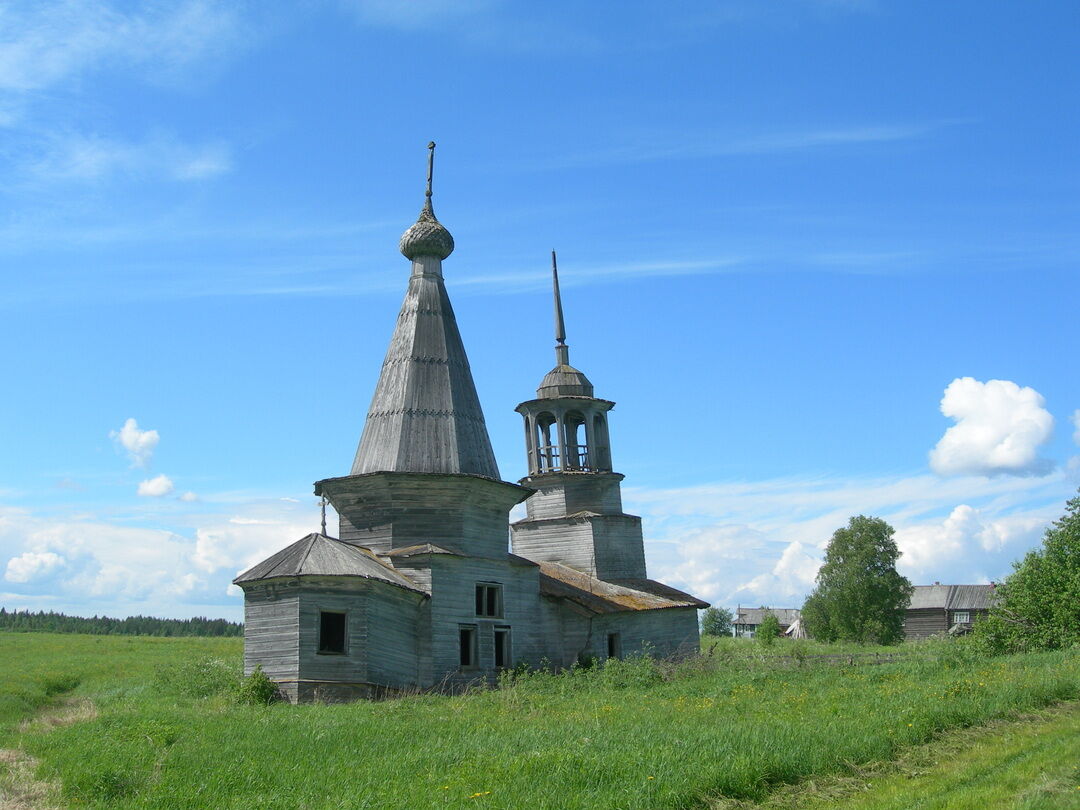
[
  {"left": 233, "top": 533, "right": 423, "bottom": 593},
  {"left": 538, "top": 561, "right": 707, "bottom": 614}
]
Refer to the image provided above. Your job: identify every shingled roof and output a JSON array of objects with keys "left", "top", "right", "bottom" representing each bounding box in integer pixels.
[
  {"left": 735, "top": 607, "right": 801, "bottom": 626},
  {"left": 908, "top": 584, "right": 996, "bottom": 610},
  {"left": 233, "top": 533, "right": 423, "bottom": 593},
  {"left": 350, "top": 145, "right": 499, "bottom": 480},
  {"left": 538, "top": 561, "right": 707, "bottom": 614}
]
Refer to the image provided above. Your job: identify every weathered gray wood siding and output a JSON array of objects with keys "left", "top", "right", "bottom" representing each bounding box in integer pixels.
[
  {"left": 522, "top": 472, "right": 625, "bottom": 519},
  {"left": 903, "top": 607, "right": 947, "bottom": 639},
  {"left": 324, "top": 473, "right": 527, "bottom": 559},
  {"left": 296, "top": 580, "right": 370, "bottom": 686},
  {"left": 511, "top": 514, "right": 646, "bottom": 580},
  {"left": 537, "top": 597, "right": 591, "bottom": 668},
  {"left": 366, "top": 582, "right": 426, "bottom": 688},
  {"left": 587, "top": 608, "right": 700, "bottom": 660},
  {"left": 426, "top": 555, "right": 545, "bottom": 686},
  {"left": 904, "top": 607, "right": 990, "bottom": 640},
  {"left": 242, "top": 584, "right": 300, "bottom": 700}
]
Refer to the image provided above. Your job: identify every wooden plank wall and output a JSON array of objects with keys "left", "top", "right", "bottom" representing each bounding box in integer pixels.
[
  {"left": 243, "top": 587, "right": 299, "bottom": 679},
  {"left": 427, "top": 555, "right": 546, "bottom": 686},
  {"left": 511, "top": 513, "right": 647, "bottom": 580}
]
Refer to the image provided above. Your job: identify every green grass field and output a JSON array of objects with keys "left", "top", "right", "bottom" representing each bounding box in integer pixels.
[{"left": 2, "top": 633, "right": 1077, "bottom": 809}]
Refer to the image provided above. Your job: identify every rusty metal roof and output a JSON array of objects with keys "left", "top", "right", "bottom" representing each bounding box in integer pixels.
[
  {"left": 538, "top": 561, "right": 707, "bottom": 614},
  {"left": 233, "top": 533, "right": 423, "bottom": 593}
]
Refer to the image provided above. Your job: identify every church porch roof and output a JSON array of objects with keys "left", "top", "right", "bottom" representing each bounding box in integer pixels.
[
  {"left": 232, "top": 533, "right": 424, "bottom": 594},
  {"left": 538, "top": 561, "right": 708, "bottom": 614}
]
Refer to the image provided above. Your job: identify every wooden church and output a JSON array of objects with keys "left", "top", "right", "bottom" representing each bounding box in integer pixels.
[{"left": 234, "top": 145, "right": 707, "bottom": 702}]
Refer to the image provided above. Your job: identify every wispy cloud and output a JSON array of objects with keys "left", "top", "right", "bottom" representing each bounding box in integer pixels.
[
  {"left": 24, "top": 132, "right": 233, "bottom": 183},
  {"left": 336, "top": 0, "right": 503, "bottom": 31},
  {"left": 526, "top": 121, "right": 961, "bottom": 171},
  {"left": 0, "top": 0, "right": 244, "bottom": 95},
  {"left": 455, "top": 258, "right": 746, "bottom": 292}
]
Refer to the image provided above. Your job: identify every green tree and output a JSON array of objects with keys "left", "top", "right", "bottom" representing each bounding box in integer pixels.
[
  {"left": 700, "top": 606, "right": 733, "bottom": 637},
  {"left": 973, "top": 491, "right": 1080, "bottom": 653},
  {"left": 802, "top": 515, "right": 912, "bottom": 645},
  {"left": 757, "top": 612, "right": 781, "bottom": 646}
]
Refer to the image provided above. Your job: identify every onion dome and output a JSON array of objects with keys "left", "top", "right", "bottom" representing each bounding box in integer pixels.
[
  {"left": 399, "top": 200, "right": 455, "bottom": 260},
  {"left": 399, "top": 141, "right": 454, "bottom": 261}
]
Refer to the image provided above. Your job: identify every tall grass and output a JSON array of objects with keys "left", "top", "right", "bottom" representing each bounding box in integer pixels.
[{"left": 4, "top": 633, "right": 1078, "bottom": 808}]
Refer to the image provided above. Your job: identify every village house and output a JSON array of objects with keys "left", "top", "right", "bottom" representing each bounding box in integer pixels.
[
  {"left": 233, "top": 145, "right": 707, "bottom": 702},
  {"left": 732, "top": 607, "right": 801, "bottom": 638},
  {"left": 903, "top": 583, "right": 995, "bottom": 640}
]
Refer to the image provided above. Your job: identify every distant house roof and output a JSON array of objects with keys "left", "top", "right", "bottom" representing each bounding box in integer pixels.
[
  {"left": 907, "top": 584, "right": 996, "bottom": 611},
  {"left": 735, "top": 608, "right": 801, "bottom": 626},
  {"left": 538, "top": 562, "right": 708, "bottom": 615},
  {"left": 233, "top": 533, "right": 424, "bottom": 594}
]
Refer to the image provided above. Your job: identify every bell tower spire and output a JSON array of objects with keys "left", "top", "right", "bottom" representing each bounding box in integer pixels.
[
  {"left": 552, "top": 250, "right": 570, "bottom": 367},
  {"left": 511, "top": 254, "right": 647, "bottom": 581}
]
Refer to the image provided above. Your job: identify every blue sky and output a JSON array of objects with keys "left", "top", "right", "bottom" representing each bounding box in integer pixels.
[{"left": 2, "top": 0, "right": 1078, "bottom": 620}]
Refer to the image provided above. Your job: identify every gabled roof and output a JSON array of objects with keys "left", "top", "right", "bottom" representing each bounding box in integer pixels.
[
  {"left": 233, "top": 533, "right": 423, "bottom": 593},
  {"left": 735, "top": 608, "right": 801, "bottom": 626},
  {"left": 908, "top": 584, "right": 996, "bottom": 611},
  {"left": 538, "top": 561, "right": 707, "bottom": 614}
]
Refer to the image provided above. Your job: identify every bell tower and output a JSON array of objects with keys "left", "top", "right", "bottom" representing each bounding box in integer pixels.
[{"left": 510, "top": 253, "right": 647, "bottom": 581}]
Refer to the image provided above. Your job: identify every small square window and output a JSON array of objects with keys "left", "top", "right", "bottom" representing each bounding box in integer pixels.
[
  {"left": 459, "top": 625, "right": 478, "bottom": 668},
  {"left": 953, "top": 611, "right": 970, "bottom": 624},
  {"left": 475, "top": 583, "right": 502, "bottom": 618},
  {"left": 319, "top": 611, "right": 346, "bottom": 654}
]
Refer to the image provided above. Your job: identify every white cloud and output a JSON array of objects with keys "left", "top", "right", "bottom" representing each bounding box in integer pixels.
[
  {"left": 110, "top": 417, "right": 159, "bottom": 467},
  {"left": 30, "top": 134, "right": 232, "bottom": 183},
  {"left": 0, "top": 499, "right": 318, "bottom": 619},
  {"left": 894, "top": 504, "right": 1046, "bottom": 581},
  {"left": 137, "top": 474, "right": 174, "bottom": 497},
  {"left": 179, "top": 491, "right": 199, "bottom": 502},
  {"left": 638, "top": 469, "right": 1070, "bottom": 610},
  {"left": 0, "top": 0, "right": 243, "bottom": 93},
  {"left": 1072, "top": 410, "right": 1080, "bottom": 446},
  {"left": 5, "top": 550, "right": 65, "bottom": 583},
  {"left": 929, "top": 377, "right": 1054, "bottom": 477}
]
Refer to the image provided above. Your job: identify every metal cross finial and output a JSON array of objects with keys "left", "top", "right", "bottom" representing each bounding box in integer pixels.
[
  {"left": 426, "top": 141, "right": 436, "bottom": 199},
  {"left": 320, "top": 495, "right": 327, "bottom": 536}
]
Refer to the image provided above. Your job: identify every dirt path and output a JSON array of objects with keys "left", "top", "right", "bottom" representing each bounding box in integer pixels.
[{"left": 0, "top": 698, "right": 97, "bottom": 810}]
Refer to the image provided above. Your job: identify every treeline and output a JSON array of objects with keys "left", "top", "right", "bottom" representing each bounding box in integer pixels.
[{"left": 0, "top": 608, "right": 242, "bottom": 637}]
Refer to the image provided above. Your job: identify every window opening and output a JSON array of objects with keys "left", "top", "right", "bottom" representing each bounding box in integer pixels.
[
  {"left": 459, "top": 625, "right": 477, "bottom": 668},
  {"left": 564, "top": 411, "right": 588, "bottom": 470},
  {"left": 494, "top": 626, "right": 512, "bottom": 668},
  {"left": 953, "top": 611, "right": 970, "bottom": 624},
  {"left": 475, "top": 583, "right": 502, "bottom": 618},
  {"left": 319, "top": 611, "right": 346, "bottom": 654},
  {"left": 536, "top": 412, "right": 558, "bottom": 472},
  {"left": 607, "top": 632, "right": 621, "bottom": 659}
]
